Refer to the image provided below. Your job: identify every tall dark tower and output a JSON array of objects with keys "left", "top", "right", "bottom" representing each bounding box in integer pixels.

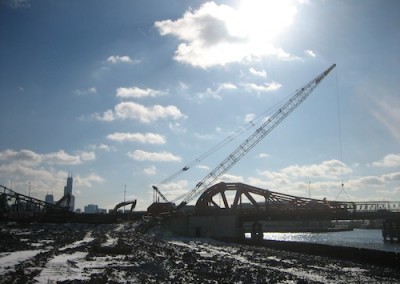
[
  {"left": 64, "top": 173, "right": 73, "bottom": 196},
  {"left": 63, "top": 172, "right": 75, "bottom": 212}
]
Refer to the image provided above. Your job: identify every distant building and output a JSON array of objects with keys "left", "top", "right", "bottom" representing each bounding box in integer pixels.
[
  {"left": 84, "top": 204, "right": 98, "bottom": 214},
  {"left": 98, "top": 208, "right": 107, "bottom": 214},
  {"left": 45, "top": 194, "right": 54, "bottom": 204},
  {"left": 63, "top": 173, "right": 75, "bottom": 212},
  {"left": 84, "top": 204, "right": 107, "bottom": 214}
]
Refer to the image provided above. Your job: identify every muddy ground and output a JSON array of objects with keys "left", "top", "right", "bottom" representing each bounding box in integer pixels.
[{"left": 0, "top": 222, "right": 399, "bottom": 283}]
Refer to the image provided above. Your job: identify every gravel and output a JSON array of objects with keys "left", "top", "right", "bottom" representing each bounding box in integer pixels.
[{"left": 1, "top": 221, "right": 399, "bottom": 283}]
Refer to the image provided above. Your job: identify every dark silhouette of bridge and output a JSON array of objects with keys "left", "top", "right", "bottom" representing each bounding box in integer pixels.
[
  {"left": 195, "top": 182, "right": 400, "bottom": 220},
  {"left": 167, "top": 182, "right": 400, "bottom": 241}
]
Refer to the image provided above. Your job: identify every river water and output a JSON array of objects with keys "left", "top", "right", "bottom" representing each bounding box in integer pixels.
[{"left": 247, "top": 229, "right": 400, "bottom": 253}]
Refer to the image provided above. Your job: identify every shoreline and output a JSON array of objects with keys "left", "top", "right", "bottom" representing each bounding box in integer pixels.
[{"left": 219, "top": 237, "right": 400, "bottom": 268}]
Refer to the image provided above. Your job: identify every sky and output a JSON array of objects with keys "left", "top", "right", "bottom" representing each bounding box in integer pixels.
[{"left": 1, "top": 0, "right": 400, "bottom": 211}]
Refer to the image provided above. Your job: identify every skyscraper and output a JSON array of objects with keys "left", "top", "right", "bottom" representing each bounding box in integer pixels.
[{"left": 63, "top": 172, "right": 75, "bottom": 212}]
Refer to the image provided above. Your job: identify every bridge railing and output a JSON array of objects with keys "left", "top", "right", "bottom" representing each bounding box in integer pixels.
[{"left": 353, "top": 201, "right": 400, "bottom": 213}]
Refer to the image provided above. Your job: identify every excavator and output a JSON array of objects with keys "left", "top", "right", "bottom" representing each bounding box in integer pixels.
[{"left": 148, "top": 64, "right": 336, "bottom": 215}]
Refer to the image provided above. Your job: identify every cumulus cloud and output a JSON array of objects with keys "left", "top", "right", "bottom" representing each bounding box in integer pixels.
[
  {"left": 0, "top": 149, "right": 95, "bottom": 166},
  {"left": 144, "top": 165, "right": 158, "bottom": 176},
  {"left": 128, "top": 150, "right": 181, "bottom": 162},
  {"left": 373, "top": 154, "right": 400, "bottom": 167},
  {"left": 304, "top": 49, "right": 317, "bottom": 58},
  {"left": 107, "top": 132, "right": 166, "bottom": 144},
  {"left": 73, "top": 87, "right": 97, "bottom": 96},
  {"left": 281, "top": 160, "right": 351, "bottom": 179},
  {"left": 249, "top": 67, "right": 267, "bottom": 78},
  {"left": 74, "top": 173, "right": 105, "bottom": 188},
  {"left": 107, "top": 55, "right": 133, "bottom": 64},
  {"left": 0, "top": 149, "right": 104, "bottom": 199},
  {"left": 257, "top": 153, "right": 269, "bottom": 159},
  {"left": 196, "top": 82, "right": 237, "bottom": 100},
  {"left": 116, "top": 87, "right": 165, "bottom": 99},
  {"left": 244, "top": 113, "right": 256, "bottom": 123},
  {"left": 155, "top": 1, "right": 299, "bottom": 68},
  {"left": 94, "top": 102, "right": 186, "bottom": 123},
  {"left": 88, "top": 144, "right": 115, "bottom": 152},
  {"left": 243, "top": 81, "right": 282, "bottom": 92}
]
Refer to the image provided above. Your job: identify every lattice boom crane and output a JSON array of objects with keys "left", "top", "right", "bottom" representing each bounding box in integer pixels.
[
  {"left": 176, "top": 64, "right": 336, "bottom": 210},
  {"left": 149, "top": 64, "right": 336, "bottom": 214}
]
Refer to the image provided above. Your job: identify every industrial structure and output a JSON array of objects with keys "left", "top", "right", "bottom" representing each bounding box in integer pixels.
[
  {"left": 149, "top": 64, "right": 337, "bottom": 214},
  {"left": 1, "top": 64, "right": 400, "bottom": 242}
]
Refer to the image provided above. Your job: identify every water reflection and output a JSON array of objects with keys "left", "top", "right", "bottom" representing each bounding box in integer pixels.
[{"left": 246, "top": 229, "right": 400, "bottom": 253}]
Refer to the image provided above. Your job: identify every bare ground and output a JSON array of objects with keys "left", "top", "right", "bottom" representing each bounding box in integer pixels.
[{"left": 0, "top": 222, "right": 399, "bottom": 283}]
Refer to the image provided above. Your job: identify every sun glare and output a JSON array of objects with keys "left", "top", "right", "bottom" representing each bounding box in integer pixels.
[{"left": 235, "top": 0, "right": 297, "bottom": 42}]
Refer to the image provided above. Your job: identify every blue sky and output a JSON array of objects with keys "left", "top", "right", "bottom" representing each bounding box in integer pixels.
[{"left": 1, "top": 0, "right": 399, "bottom": 211}]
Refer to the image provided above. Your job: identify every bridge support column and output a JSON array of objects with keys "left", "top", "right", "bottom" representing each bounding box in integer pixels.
[
  {"left": 251, "top": 222, "right": 263, "bottom": 241},
  {"left": 383, "top": 219, "right": 400, "bottom": 242}
]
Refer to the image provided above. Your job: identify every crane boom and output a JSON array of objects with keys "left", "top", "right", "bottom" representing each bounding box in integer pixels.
[{"left": 176, "top": 64, "right": 336, "bottom": 210}]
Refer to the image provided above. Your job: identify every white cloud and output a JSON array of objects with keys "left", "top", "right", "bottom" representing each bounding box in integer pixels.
[
  {"left": 74, "top": 173, "right": 105, "bottom": 188},
  {"left": 220, "top": 173, "right": 244, "bottom": 183},
  {"left": 107, "top": 55, "right": 133, "bottom": 64},
  {"left": 373, "top": 154, "right": 400, "bottom": 167},
  {"left": 44, "top": 150, "right": 95, "bottom": 165},
  {"left": 197, "top": 164, "right": 211, "bottom": 171},
  {"left": 0, "top": 149, "right": 104, "bottom": 199},
  {"left": 196, "top": 82, "right": 237, "bottom": 100},
  {"left": 107, "top": 132, "right": 166, "bottom": 144},
  {"left": 116, "top": 87, "right": 165, "bottom": 99},
  {"left": 249, "top": 67, "right": 267, "bottom": 78},
  {"left": 280, "top": 160, "right": 352, "bottom": 179},
  {"left": 94, "top": 110, "right": 115, "bottom": 122},
  {"left": 244, "top": 113, "right": 256, "bottom": 123},
  {"left": 243, "top": 81, "right": 282, "bottom": 92},
  {"left": 95, "top": 102, "right": 186, "bottom": 123},
  {"left": 74, "top": 87, "right": 97, "bottom": 96},
  {"left": 304, "top": 49, "right": 317, "bottom": 58},
  {"left": 144, "top": 165, "right": 158, "bottom": 176},
  {"left": 128, "top": 150, "right": 181, "bottom": 162},
  {"left": 88, "top": 144, "right": 115, "bottom": 152},
  {"left": 0, "top": 149, "right": 95, "bottom": 166},
  {"left": 0, "top": 149, "right": 42, "bottom": 165},
  {"left": 155, "top": 1, "right": 299, "bottom": 68},
  {"left": 257, "top": 153, "right": 269, "bottom": 159}
]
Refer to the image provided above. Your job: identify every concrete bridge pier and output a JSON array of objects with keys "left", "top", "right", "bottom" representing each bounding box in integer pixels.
[
  {"left": 383, "top": 219, "right": 400, "bottom": 242},
  {"left": 167, "top": 214, "right": 243, "bottom": 239}
]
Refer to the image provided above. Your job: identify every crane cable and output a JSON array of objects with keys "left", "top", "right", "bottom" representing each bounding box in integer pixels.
[
  {"left": 333, "top": 67, "right": 351, "bottom": 201},
  {"left": 157, "top": 91, "right": 296, "bottom": 187}
]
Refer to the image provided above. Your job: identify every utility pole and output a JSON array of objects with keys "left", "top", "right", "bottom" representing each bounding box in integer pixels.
[
  {"left": 28, "top": 181, "right": 31, "bottom": 197},
  {"left": 123, "top": 185, "right": 126, "bottom": 213},
  {"left": 308, "top": 181, "right": 311, "bottom": 199}
]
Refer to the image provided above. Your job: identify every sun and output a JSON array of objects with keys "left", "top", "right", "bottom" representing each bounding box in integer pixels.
[{"left": 234, "top": 0, "right": 297, "bottom": 42}]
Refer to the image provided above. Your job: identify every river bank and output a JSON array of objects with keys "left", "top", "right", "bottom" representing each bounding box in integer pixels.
[{"left": 1, "top": 222, "right": 400, "bottom": 283}]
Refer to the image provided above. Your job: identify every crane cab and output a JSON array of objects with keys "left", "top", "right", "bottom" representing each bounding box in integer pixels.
[{"left": 147, "top": 202, "right": 176, "bottom": 215}]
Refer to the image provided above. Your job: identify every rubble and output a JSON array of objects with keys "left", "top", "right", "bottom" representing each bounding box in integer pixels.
[{"left": 0, "top": 221, "right": 399, "bottom": 283}]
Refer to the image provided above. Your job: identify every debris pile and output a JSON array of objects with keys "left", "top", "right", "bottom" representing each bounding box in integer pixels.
[{"left": 0, "top": 222, "right": 399, "bottom": 283}]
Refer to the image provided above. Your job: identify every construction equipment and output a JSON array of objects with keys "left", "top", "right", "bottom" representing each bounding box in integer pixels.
[
  {"left": 148, "top": 64, "right": 336, "bottom": 214},
  {"left": 110, "top": 199, "right": 137, "bottom": 214}
]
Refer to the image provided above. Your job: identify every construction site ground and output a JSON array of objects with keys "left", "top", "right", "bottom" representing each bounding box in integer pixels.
[{"left": 1, "top": 221, "right": 399, "bottom": 283}]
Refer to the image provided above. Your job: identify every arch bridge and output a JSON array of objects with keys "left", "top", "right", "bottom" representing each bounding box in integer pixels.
[
  {"left": 167, "top": 182, "right": 400, "bottom": 240},
  {"left": 195, "top": 182, "right": 400, "bottom": 219}
]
